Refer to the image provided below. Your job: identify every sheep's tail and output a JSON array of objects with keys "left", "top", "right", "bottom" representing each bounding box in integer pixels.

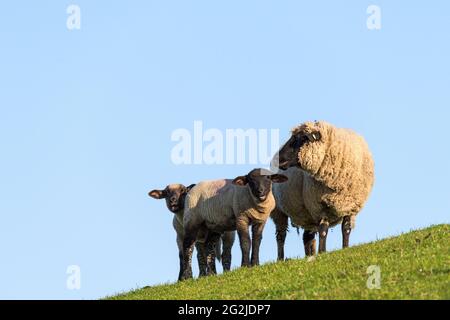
[
  {"left": 290, "top": 221, "right": 300, "bottom": 235},
  {"left": 215, "top": 238, "right": 222, "bottom": 263}
]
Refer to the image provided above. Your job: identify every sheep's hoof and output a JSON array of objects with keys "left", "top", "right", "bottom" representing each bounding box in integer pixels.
[{"left": 181, "top": 271, "right": 193, "bottom": 281}]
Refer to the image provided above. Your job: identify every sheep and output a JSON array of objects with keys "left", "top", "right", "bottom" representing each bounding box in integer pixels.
[
  {"left": 273, "top": 120, "right": 374, "bottom": 257},
  {"left": 149, "top": 184, "right": 235, "bottom": 280},
  {"left": 180, "top": 168, "right": 288, "bottom": 280}
]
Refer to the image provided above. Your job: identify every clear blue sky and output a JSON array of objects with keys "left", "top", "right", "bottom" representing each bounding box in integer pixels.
[{"left": 0, "top": 1, "right": 449, "bottom": 299}]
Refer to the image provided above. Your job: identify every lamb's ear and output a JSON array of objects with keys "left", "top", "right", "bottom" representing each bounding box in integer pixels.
[
  {"left": 232, "top": 176, "right": 248, "bottom": 186},
  {"left": 148, "top": 189, "right": 167, "bottom": 199},
  {"left": 186, "top": 184, "right": 196, "bottom": 193},
  {"left": 269, "top": 174, "right": 289, "bottom": 183}
]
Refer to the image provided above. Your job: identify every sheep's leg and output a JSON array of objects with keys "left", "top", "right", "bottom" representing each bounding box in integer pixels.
[
  {"left": 205, "top": 232, "right": 221, "bottom": 276},
  {"left": 177, "top": 251, "right": 184, "bottom": 281},
  {"left": 251, "top": 221, "right": 266, "bottom": 266},
  {"left": 181, "top": 226, "right": 198, "bottom": 280},
  {"left": 271, "top": 209, "right": 288, "bottom": 261},
  {"left": 318, "top": 218, "right": 329, "bottom": 254},
  {"left": 176, "top": 234, "right": 184, "bottom": 281},
  {"left": 342, "top": 216, "right": 352, "bottom": 248},
  {"left": 221, "top": 231, "right": 235, "bottom": 272},
  {"left": 181, "top": 240, "right": 195, "bottom": 280},
  {"left": 195, "top": 242, "right": 208, "bottom": 277},
  {"left": 236, "top": 216, "right": 251, "bottom": 267},
  {"left": 195, "top": 227, "right": 210, "bottom": 277},
  {"left": 303, "top": 230, "right": 316, "bottom": 256}
]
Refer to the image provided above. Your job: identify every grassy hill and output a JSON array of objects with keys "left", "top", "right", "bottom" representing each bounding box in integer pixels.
[{"left": 109, "top": 224, "right": 449, "bottom": 300}]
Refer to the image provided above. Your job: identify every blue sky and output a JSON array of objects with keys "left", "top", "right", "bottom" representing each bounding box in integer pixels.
[{"left": 0, "top": 1, "right": 449, "bottom": 299}]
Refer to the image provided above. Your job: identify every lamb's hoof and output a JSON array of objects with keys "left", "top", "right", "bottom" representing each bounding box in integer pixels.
[{"left": 180, "top": 271, "right": 193, "bottom": 281}]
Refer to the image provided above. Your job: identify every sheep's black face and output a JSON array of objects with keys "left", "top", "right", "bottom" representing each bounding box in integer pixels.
[
  {"left": 277, "top": 134, "right": 306, "bottom": 170},
  {"left": 148, "top": 184, "right": 196, "bottom": 213},
  {"left": 164, "top": 187, "right": 186, "bottom": 213},
  {"left": 232, "top": 169, "right": 288, "bottom": 203},
  {"left": 248, "top": 170, "right": 273, "bottom": 201},
  {"left": 277, "top": 132, "right": 321, "bottom": 170}
]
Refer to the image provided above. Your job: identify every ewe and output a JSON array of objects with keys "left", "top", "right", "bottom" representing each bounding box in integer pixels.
[{"left": 274, "top": 121, "right": 374, "bottom": 256}]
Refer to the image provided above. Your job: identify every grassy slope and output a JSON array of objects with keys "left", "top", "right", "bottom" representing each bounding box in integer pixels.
[{"left": 110, "top": 224, "right": 449, "bottom": 300}]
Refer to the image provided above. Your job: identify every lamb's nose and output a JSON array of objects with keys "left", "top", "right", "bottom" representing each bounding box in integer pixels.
[{"left": 170, "top": 196, "right": 177, "bottom": 203}]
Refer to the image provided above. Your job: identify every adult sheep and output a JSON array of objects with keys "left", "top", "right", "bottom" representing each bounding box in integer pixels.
[
  {"left": 273, "top": 121, "right": 374, "bottom": 256},
  {"left": 149, "top": 184, "right": 236, "bottom": 280},
  {"left": 181, "top": 169, "right": 288, "bottom": 280}
]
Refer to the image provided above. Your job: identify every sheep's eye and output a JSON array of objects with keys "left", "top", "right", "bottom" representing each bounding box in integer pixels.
[{"left": 311, "top": 132, "right": 321, "bottom": 141}]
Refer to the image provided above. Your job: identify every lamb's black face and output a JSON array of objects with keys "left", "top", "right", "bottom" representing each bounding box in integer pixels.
[
  {"left": 247, "top": 169, "right": 273, "bottom": 201},
  {"left": 148, "top": 184, "right": 195, "bottom": 213},
  {"left": 277, "top": 131, "right": 321, "bottom": 170},
  {"left": 232, "top": 169, "right": 288, "bottom": 203},
  {"left": 164, "top": 187, "right": 186, "bottom": 213}
]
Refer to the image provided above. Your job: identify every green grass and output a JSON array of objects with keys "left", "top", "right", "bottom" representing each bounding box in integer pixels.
[{"left": 109, "top": 224, "right": 449, "bottom": 300}]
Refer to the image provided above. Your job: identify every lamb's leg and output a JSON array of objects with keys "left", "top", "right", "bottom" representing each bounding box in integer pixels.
[
  {"left": 236, "top": 215, "right": 251, "bottom": 267},
  {"left": 205, "top": 232, "right": 221, "bottom": 276},
  {"left": 181, "top": 226, "right": 198, "bottom": 280},
  {"left": 177, "top": 251, "right": 184, "bottom": 281},
  {"left": 176, "top": 235, "right": 185, "bottom": 281},
  {"left": 195, "top": 227, "right": 210, "bottom": 277},
  {"left": 251, "top": 221, "right": 266, "bottom": 266},
  {"left": 318, "top": 218, "right": 329, "bottom": 254},
  {"left": 221, "top": 231, "right": 235, "bottom": 272},
  {"left": 195, "top": 242, "right": 207, "bottom": 277},
  {"left": 181, "top": 240, "right": 195, "bottom": 280},
  {"left": 303, "top": 230, "right": 316, "bottom": 256},
  {"left": 342, "top": 216, "right": 352, "bottom": 248},
  {"left": 271, "top": 209, "right": 288, "bottom": 261}
]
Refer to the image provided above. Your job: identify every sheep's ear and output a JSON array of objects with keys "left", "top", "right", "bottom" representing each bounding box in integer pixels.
[
  {"left": 270, "top": 174, "right": 288, "bottom": 183},
  {"left": 232, "top": 176, "right": 248, "bottom": 186},
  {"left": 148, "top": 189, "right": 167, "bottom": 199},
  {"left": 186, "top": 184, "right": 196, "bottom": 193}
]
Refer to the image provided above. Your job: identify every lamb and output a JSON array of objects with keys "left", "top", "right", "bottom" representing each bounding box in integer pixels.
[
  {"left": 181, "top": 169, "right": 288, "bottom": 280},
  {"left": 273, "top": 120, "right": 374, "bottom": 257},
  {"left": 149, "top": 184, "right": 235, "bottom": 280}
]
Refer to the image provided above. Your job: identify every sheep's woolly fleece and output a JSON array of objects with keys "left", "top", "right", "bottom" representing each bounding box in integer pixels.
[{"left": 276, "top": 121, "right": 374, "bottom": 231}]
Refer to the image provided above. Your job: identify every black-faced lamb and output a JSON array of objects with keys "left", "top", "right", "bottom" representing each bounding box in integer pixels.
[
  {"left": 149, "top": 184, "right": 235, "bottom": 280},
  {"left": 181, "top": 169, "right": 288, "bottom": 280},
  {"left": 273, "top": 121, "right": 374, "bottom": 256}
]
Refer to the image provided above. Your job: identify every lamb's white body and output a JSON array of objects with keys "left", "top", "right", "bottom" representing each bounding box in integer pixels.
[
  {"left": 181, "top": 170, "right": 285, "bottom": 280},
  {"left": 184, "top": 179, "right": 276, "bottom": 233}
]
